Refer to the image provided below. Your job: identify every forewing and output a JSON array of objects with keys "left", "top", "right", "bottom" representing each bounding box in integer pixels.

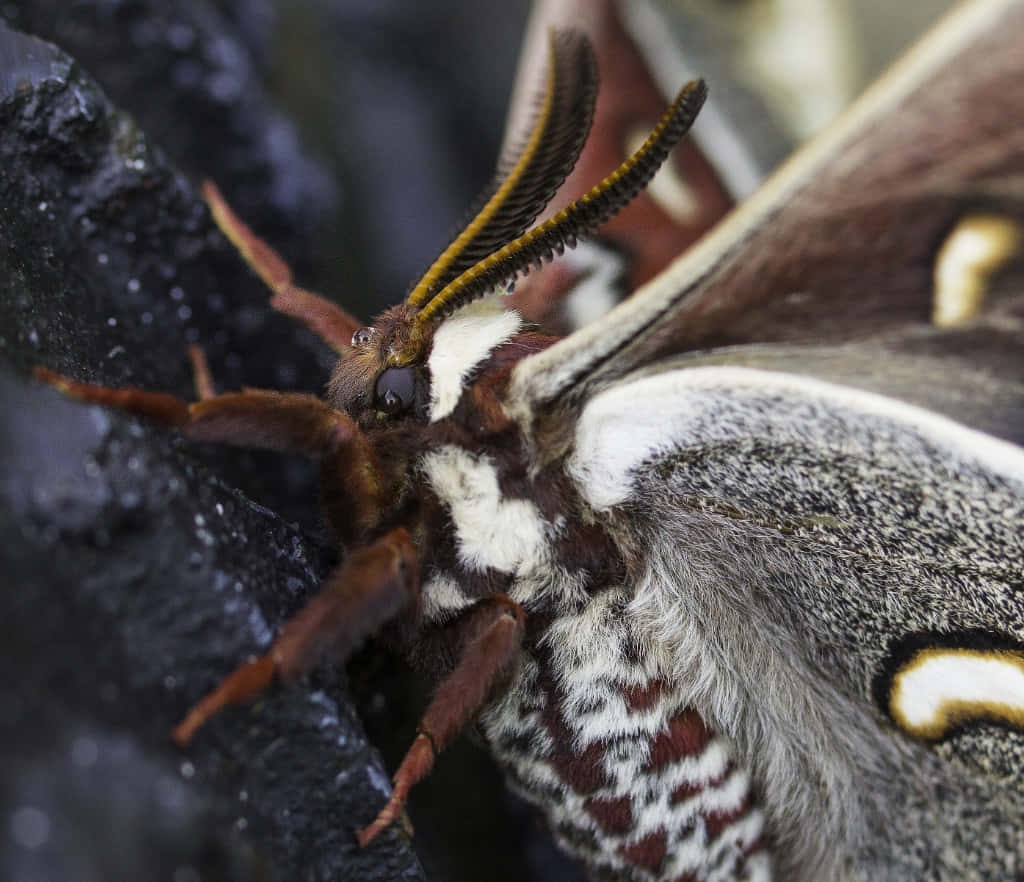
[
  {"left": 508, "top": 0, "right": 1024, "bottom": 430},
  {"left": 509, "top": 3, "right": 1024, "bottom": 871}
]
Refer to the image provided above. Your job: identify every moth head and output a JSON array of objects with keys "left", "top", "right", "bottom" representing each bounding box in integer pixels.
[
  {"left": 327, "top": 30, "right": 708, "bottom": 427},
  {"left": 327, "top": 304, "right": 432, "bottom": 421}
]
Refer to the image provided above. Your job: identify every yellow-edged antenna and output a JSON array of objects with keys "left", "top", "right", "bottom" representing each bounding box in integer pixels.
[
  {"left": 405, "top": 30, "right": 597, "bottom": 309},
  {"left": 411, "top": 79, "right": 708, "bottom": 333}
]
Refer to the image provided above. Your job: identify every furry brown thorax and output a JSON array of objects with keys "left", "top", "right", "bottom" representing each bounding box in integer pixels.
[{"left": 327, "top": 299, "right": 772, "bottom": 880}]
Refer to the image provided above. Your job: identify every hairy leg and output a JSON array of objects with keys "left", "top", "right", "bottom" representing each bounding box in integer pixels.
[
  {"left": 173, "top": 527, "right": 420, "bottom": 745},
  {"left": 35, "top": 366, "right": 386, "bottom": 538},
  {"left": 36, "top": 367, "right": 353, "bottom": 454},
  {"left": 202, "top": 180, "right": 362, "bottom": 351},
  {"left": 357, "top": 594, "right": 525, "bottom": 846}
]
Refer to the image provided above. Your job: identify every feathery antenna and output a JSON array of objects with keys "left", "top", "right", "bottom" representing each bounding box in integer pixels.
[
  {"left": 406, "top": 30, "right": 598, "bottom": 308},
  {"left": 410, "top": 78, "right": 708, "bottom": 333}
]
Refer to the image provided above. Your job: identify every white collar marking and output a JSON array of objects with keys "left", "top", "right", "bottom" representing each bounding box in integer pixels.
[{"left": 427, "top": 298, "right": 522, "bottom": 422}]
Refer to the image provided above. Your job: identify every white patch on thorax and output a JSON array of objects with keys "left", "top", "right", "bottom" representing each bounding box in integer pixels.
[
  {"left": 426, "top": 298, "right": 522, "bottom": 421},
  {"left": 421, "top": 445, "right": 548, "bottom": 574},
  {"left": 420, "top": 572, "right": 475, "bottom": 623}
]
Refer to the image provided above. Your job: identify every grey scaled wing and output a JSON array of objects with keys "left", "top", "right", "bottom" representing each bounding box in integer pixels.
[
  {"left": 508, "top": 0, "right": 1024, "bottom": 877},
  {"left": 566, "top": 351, "right": 1024, "bottom": 878}
]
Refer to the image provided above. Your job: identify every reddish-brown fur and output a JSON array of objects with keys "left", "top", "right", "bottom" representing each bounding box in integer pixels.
[
  {"left": 647, "top": 710, "right": 711, "bottom": 771},
  {"left": 584, "top": 796, "right": 635, "bottom": 835},
  {"left": 617, "top": 831, "right": 668, "bottom": 873},
  {"left": 36, "top": 223, "right": 761, "bottom": 862},
  {"left": 624, "top": 679, "right": 665, "bottom": 712},
  {"left": 326, "top": 303, "right": 423, "bottom": 414},
  {"left": 35, "top": 59, "right": 746, "bottom": 857}
]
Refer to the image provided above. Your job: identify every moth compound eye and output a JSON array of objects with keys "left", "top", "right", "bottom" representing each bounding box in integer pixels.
[
  {"left": 374, "top": 367, "right": 416, "bottom": 416},
  {"left": 352, "top": 327, "right": 374, "bottom": 347}
]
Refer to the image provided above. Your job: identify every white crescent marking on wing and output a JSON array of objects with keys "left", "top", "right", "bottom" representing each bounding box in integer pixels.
[
  {"left": 569, "top": 366, "right": 1024, "bottom": 510},
  {"left": 890, "top": 649, "right": 1024, "bottom": 738}
]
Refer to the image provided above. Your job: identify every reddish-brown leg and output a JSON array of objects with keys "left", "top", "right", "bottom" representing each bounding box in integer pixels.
[
  {"left": 173, "top": 527, "right": 419, "bottom": 745},
  {"left": 34, "top": 367, "right": 385, "bottom": 534},
  {"left": 37, "top": 367, "right": 354, "bottom": 455},
  {"left": 202, "top": 180, "right": 362, "bottom": 351},
  {"left": 357, "top": 594, "right": 526, "bottom": 846},
  {"left": 186, "top": 344, "right": 217, "bottom": 401}
]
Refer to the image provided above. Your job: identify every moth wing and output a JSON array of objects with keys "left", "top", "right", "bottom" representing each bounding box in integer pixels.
[
  {"left": 565, "top": 347, "right": 1024, "bottom": 874},
  {"left": 505, "top": 0, "right": 1024, "bottom": 872},
  {"left": 507, "top": 0, "right": 1024, "bottom": 430}
]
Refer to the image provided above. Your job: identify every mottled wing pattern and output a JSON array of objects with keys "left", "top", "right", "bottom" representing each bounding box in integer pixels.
[
  {"left": 502, "top": 0, "right": 1024, "bottom": 877},
  {"left": 508, "top": 0, "right": 1024, "bottom": 423},
  {"left": 564, "top": 357, "right": 1024, "bottom": 878}
]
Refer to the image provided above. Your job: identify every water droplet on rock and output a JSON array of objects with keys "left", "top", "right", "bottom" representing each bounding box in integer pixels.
[
  {"left": 70, "top": 736, "right": 99, "bottom": 768},
  {"left": 9, "top": 806, "right": 50, "bottom": 849}
]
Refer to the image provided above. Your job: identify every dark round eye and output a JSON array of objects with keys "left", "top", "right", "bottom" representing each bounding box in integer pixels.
[
  {"left": 351, "top": 327, "right": 374, "bottom": 347},
  {"left": 374, "top": 367, "right": 416, "bottom": 416}
]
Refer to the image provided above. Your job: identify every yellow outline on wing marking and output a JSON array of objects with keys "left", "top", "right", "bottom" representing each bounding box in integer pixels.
[
  {"left": 932, "top": 214, "right": 1022, "bottom": 327},
  {"left": 889, "top": 647, "right": 1024, "bottom": 740}
]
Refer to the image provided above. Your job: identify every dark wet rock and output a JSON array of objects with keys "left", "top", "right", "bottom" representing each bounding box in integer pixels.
[
  {"left": 0, "top": 23, "right": 425, "bottom": 882},
  {"left": 5, "top": 723, "right": 263, "bottom": 882},
  {"left": 0, "top": 0, "right": 527, "bottom": 319},
  {"left": 0, "top": 17, "right": 336, "bottom": 526},
  {"left": 0, "top": 369, "right": 424, "bottom": 882},
  {"left": 1, "top": 0, "right": 338, "bottom": 283}
]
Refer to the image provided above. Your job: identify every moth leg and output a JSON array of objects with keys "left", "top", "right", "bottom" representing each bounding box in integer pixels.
[
  {"left": 35, "top": 367, "right": 386, "bottom": 535},
  {"left": 172, "top": 527, "right": 419, "bottom": 745},
  {"left": 201, "top": 180, "right": 362, "bottom": 351},
  {"left": 357, "top": 594, "right": 526, "bottom": 847},
  {"left": 35, "top": 367, "right": 353, "bottom": 454},
  {"left": 186, "top": 344, "right": 217, "bottom": 401}
]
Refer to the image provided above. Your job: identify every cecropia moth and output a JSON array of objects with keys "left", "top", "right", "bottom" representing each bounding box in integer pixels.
[{"left": 35, "top": 0, "right": 1024, "bottom": 879}]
